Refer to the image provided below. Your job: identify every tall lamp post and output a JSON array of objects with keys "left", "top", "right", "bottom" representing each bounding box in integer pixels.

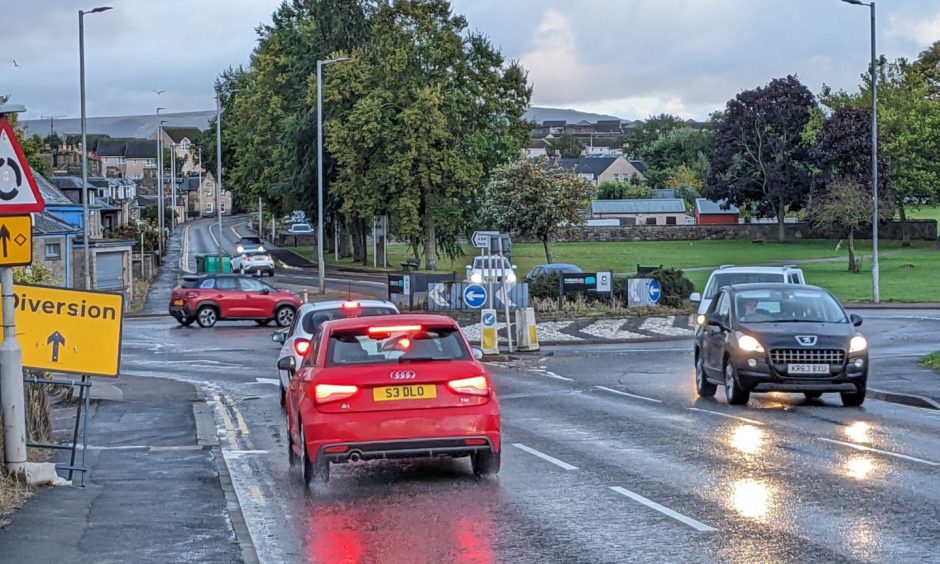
[
  {"left": 842, "top": 0, "right": 880, "bottom": 303},
  {"left": 316, "top": 57, "right": 351, "bottom": 293},
  {"left": 157, "top": 115, "right": 167, "bottom": 255},
  {"left": 79, "top": 5, "right": 112, "bottom": 290}
]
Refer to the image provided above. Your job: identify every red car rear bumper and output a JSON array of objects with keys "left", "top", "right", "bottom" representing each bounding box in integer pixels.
[{"left": 300, "top": 402, "right": 500, "bottom": 464}]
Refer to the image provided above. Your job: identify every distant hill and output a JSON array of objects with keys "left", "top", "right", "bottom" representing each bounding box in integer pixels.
[
  {"left": 21, "top": 106, "right": 630, "bottom": 140},
  {"left": 20, "top": 110, "right": 215, "bottom": 139}
]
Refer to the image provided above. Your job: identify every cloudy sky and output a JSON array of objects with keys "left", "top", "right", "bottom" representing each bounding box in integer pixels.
[{"left": 2, "top": 0, "right": 938, "bottom": 122}]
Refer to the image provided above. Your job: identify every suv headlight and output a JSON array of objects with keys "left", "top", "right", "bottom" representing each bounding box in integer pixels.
[
  {"left": 849, "top": 336, "right": 867, "bottom": 353},
  {"left": 470, "top": 272, "right": 483, "bottom": 284},
  {"left": 736, "top": 333, "right": 765, "bottom": 353},
  {"left": 236, "top": 245, "right": 244, "bottom": 254},
  {"left": 505, "top": 271, "right": 516, "bottom": 283}
]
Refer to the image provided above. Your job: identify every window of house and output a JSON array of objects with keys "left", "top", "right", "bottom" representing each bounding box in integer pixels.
[
  {"left": 45, "top": 243, "right": 62, "bottom": 259},
  {"left": 206, "top": 201, "right": 213, "bottom": 214},
  {"left": 220, "top": 202, "right": 225, "bottom": 213},
  {"left": 645, "top": 217, "right": 657, "bottom": 225},
  {"left": 666, "top": 216, "right": 677, "bottom": 225},
  {"left": 205, "top": 182, "right": 213, "bottom": 197},
  {"left": 146, "top": 159, "right": 154, "bottom": 167},
  {"left": 623, "top": 217, "right": 637, "bottom": 226}
]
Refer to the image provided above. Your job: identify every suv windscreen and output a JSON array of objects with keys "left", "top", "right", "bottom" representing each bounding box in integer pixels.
[
  {"left": 734, "top": 289, "right": 847, "bottom": 324},
  {"left": 472, "top": 257, "right": 510, "bottom": 269},
  {"left": 704, "top": 273, "right": 785, "bottom": 299},
  {"left": 327, "top": 325, "right": 470, "bottom": 366},
  {"left": 301, "top": 307, "right": 396, "bottom": 334}
]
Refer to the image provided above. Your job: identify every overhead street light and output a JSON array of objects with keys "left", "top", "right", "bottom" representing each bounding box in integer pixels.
[
  {"left": 840, "top": 0, "right": 880, "bottom": 303},
  {"left": 316, "top": 57, "right": 352, "bottom": 294},
  {"left": 78, "top": 5, "right": 112, "bottom": 290}
]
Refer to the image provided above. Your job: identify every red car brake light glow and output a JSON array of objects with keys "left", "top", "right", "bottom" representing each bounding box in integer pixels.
[
  {"left": 368, "top": 325, "right": 422, "bottom": 334},
  {"left": 294, "top": 339, "right": 311, "bottom": 356},
  {"left": 447, "top": 375, "right": 489, "bottom": 396},
  {"left": 315, "top": 384, "right": 358, "bottom": 404},
  {"left": 341, "top": 301, "right": 360, "bottom": 309}
]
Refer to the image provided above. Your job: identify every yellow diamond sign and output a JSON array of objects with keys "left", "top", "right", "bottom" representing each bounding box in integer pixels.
[
  {"left": 1, "top": 284, "right": 123, "bottom": 377},
  {"left": 0, "top": 215, "right": 33, "bottom": 266}
]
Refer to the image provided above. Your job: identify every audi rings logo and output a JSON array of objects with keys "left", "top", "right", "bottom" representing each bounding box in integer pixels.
[{"left": 389, "top": 370, "right": 416, "bottom": 380}]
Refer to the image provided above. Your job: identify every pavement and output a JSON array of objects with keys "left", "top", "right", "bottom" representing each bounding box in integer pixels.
[
  {"left": 141, "top": 226, "right": 185, "bottom": 315},
  {"left": 0, "top": 374, "right": 253, "bottom": 563}
]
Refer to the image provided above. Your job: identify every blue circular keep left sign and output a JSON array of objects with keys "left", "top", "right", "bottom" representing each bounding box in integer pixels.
[
  {"left": 463, "top": 284, "right": 487, "bottom": 309},
  {"left": 648, "top": 279, "right": 661, "bottom": 303}
]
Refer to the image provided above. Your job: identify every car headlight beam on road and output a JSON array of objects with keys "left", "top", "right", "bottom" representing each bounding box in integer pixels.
[
  {"left": 849, "top": 336, "right": 868, "bottom": 353},
  {"left": 736, "top": 333, "right": 765, "bottom": 353}
]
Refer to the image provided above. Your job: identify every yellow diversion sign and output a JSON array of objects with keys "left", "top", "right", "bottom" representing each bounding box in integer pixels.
[{"left": 1, "top": 284, "right": 123, "bottom": 377}]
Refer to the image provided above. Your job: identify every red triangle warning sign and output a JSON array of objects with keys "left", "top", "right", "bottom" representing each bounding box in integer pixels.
[{"left": 0, "top": 117, "right": 45, "bottom": 215}]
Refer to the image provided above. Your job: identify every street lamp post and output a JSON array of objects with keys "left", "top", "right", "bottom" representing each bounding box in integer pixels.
[
  {"left": 170, "top": 142, "right": 177, "bottom": 231},
  {"left": 842, "top": 0, "right": 879, "bottom": 303},
  {"left": 316, "top": 57, "right": 352, "bottom": 293},
  {"left": 157, "top": 114, "right": 167, "bottom": 255},
  {"left": 79, "top": 5, "right": 112, "bottom": 290},
  {"left": 197, "top": 147, "right": 202, "bottom": 222}
]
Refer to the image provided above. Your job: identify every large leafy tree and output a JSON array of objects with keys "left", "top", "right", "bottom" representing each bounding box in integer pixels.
[
  {"left": 482, "top": 158, "right": 590, "bottom": 263},
  {"left": 640, "top": 126, "right": 713, "bottom": 189},
  {"left": 707, "top": 75, "right": 816, "bottom": 242},
  {"left": 549, "top": 134, "right": 584, "bottom": 158},
  {"left": 623, "top": 113, "right": 686, "bottom": 159},
  {"left": 325, "top": 0, "right": 531, "bottom": 268}
]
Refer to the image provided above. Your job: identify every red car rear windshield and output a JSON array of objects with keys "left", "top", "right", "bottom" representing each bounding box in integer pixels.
[{"left": 327, "top": 326, "right": 470, "bottom": 366}]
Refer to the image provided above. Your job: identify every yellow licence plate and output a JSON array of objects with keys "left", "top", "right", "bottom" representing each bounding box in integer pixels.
[
  {"left": 373, "top": 385, "right": 437, "bottom": 402},
  {"left": 172, "top": 299, "right": 184, "bottom": 306}
]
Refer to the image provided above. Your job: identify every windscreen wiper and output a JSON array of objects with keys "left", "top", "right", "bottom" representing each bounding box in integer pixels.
[{"left": 399, "top": 356, "right": 441, "bottom": 363}]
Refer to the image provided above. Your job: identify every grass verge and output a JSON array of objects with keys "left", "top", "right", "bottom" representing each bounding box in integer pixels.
[{"left": 921, "top": 351, "right": 940, "bottom": 374}]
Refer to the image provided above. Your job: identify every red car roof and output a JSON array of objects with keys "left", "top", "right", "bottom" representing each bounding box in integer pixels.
[{"left": 322, "top": 313, "right": 459, "bottom": 332}]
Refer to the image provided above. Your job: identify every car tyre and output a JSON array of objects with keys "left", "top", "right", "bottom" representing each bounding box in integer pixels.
[
  {"left": 255, "top": 319, "right": 272, "bottom": 327},
  {"left": 840, "top": 389, "right": 866, "bottom": 407},
  {"left": 804, "top": 391, "right": 824, "bottom": 400},
  {"left": 276, "top": 306, "right": 295, "bottom": 327},
  {"left": 695, "top": 354, "right": 717, "bottom": 398},
  {"left": 724, "top": 361, "right": 750, "bottom": 405},
  {"left": 279, "top": 383, "right": 286, "bottom": 408},
  {"left": 288, "top": 428, "right": 297, "bottom": 466},
  {"left": 196, "top": 306, "right": 218, "bottom": 328},
  {"left": 178, "top": 317, "right": 194, "bottom": 327},
  {"left": 300, "top": 424, "right": 328, "bottom": 484},
  {"left": 471, "top": 449, "right": 501, "bottom": 476}
]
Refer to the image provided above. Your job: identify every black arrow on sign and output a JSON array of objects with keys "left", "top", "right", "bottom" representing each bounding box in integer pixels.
[
  {"left": 47, "top": 331, "right": 66, "bottom": 362},
  {"left": 0, "top": 224, "right": 8, "bottom": 258}
]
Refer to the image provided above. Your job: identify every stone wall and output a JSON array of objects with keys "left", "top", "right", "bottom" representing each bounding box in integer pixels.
[{"left": 513, "top": 220, "right": 937, "bottom": 243}]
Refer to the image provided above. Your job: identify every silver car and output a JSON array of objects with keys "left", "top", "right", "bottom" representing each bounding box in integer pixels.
[{"left": 272, "top": 299, "right": 398, "bottom": 406}]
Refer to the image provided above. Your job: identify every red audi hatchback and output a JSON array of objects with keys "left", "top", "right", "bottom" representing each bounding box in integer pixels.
[{"left": 280, "top": 314, "right": 500, "bottom": 484}]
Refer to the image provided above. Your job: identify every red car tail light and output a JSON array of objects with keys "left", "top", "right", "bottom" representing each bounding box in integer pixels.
[
  {"left": 315, "top": 384, "right": 358, "bottom": 404},
  {"left": 325, "top": 445, "right": 349, "bottom": 453},
  {"left": 294, "top": 338, "right": 311, "bottom": 356},
  {"left": 464, "top": 439, "right": 487, "bottom": 446},
  {"left": 447, "top": 375, "right": 489, "bottom": 396}
]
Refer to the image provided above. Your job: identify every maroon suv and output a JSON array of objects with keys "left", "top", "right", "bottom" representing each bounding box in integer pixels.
[{"left": 169, "top": 274, "right": 300, "bottom": 328}]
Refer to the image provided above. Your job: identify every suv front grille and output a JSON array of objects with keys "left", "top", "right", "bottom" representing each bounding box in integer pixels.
[{"left": 770, "top": 349, "right": 845, "bottom": 365}]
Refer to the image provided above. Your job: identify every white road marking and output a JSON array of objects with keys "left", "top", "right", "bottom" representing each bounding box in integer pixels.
[
  {"left": 687, "top": 407, "right": 765, "bottom": 426},
  {"left": 223, "top": 450, "right": 272, "bottom": 456},
  {"left": 609, "top": 486, "right": 716, "bottom": 532},
  {"left": 818, "top": 438, "right": 940, "bottom": 467},
  {"left": 594, "top": 386, "right": 663, "bottom": 404},
  {"left": 512, "top": 443, "right": 578, "bottom": 470},
  {"left": 530, "top": 369, "right": 573, "bottom": 382},
  {"left": 255, "top": 378, "right": 280, "bottom": 386}
]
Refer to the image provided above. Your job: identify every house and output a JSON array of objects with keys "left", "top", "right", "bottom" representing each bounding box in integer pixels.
[
  {"left": 543, "top": 156, "right": 645, "bottom": 185},
  {"left": 183, "top": 172, "right": 232, "bottom": 218},
  {"left": 32, "top": 213, "right": 80, "bottom": 288},
  {"left": 522, "top": 139, "right": 552, "bottom": 158},
  {"left": 48, "top": 176, "right": 104, "bottom": 238},
  {"left": 95, "top": 138, "right": 158, "bottom": 180},
  {"left": 591, "top": 198, "right": 687, "bottom": 225},
  {"left": 694, "top": 198, "right": 740, "bottom": 225},
  {"left": 152, "top": 127, "right": 203, "bottom": 175}
]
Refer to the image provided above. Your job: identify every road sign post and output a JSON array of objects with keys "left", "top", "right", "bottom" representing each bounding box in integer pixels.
[{"left": 497, "top": 235, "right": 513, "bottom": 353}]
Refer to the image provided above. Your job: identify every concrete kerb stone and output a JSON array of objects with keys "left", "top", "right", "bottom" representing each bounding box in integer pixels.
[{"left": 867, "top": 387, "right": 940, "bottom": 411}]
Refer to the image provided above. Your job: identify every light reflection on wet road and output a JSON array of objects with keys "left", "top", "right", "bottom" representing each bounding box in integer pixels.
[{"left": 122, "top": 315, "right": 940, "bottom": 563}]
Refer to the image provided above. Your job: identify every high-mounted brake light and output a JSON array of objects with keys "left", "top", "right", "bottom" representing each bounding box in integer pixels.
[
  {"left": 341, "top": 301, "right": 360, "bottom": 309},
  {"left": 368, "top": 325, "right": 422, "bottom": 334},
  {"left": 315, "top": 384, "right": 358, "bottom": 404},
  {"left": 294, "top": 339, "right": 311, "bottom": 356},
  {"left": 448, "top": 375, "right": 489, "bottom": 396}
]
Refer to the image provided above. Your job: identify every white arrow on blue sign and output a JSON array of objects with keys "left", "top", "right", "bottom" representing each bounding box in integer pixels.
[
  {"left": 463, "top": 284, "right": 487, "bottom": 309},
  {"left": 648, "top": 279, "right": 662, "bottom": 303},
  {"left": 482, "top": 312, "right": 497, "bottom": 327}
]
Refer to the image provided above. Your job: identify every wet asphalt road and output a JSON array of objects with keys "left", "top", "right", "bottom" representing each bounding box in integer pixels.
[{"left": 121, "top": 312, "right": 940, "bottom": 563}]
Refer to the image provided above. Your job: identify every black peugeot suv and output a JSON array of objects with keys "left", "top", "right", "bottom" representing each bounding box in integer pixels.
[{"left": 694, "top": 283, "right": 869, "bottom": 407}]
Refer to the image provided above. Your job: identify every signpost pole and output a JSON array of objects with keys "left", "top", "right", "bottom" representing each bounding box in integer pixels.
[
  {"left": 498, "top": 236, "right": 513, "bottom": 353},
  {"left": 0, "top": 266, "right": 26, "bottom": 475},
  {"left": 486, "top": 237, "right": 494, "bottom": 310}
]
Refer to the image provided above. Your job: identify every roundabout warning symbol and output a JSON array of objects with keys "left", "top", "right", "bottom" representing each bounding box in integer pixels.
[{"left": 0, "top": 118, "right": 45, "bottom": 214}]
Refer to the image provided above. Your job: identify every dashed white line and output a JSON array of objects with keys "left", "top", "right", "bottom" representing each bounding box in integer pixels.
[
  {"left": 512, "top": 443, "right": 578, "bottom": 470},
  {"left": 255, "top": 378, "right": 280, "bottom": 386},
  {"left": 609, "top": 486, "right": 716, "bottom": 532},
  {"left": 594, "top": 386, "right": 663, "bottom": 404},
  {"left": 531, "top": 369, "right": 573, "bottom": 382},
  {"left": 686, "top": 407, "right": 765, "bottom": 426},
  {"left": 818, "top": 438, "right": 940, "bottom": 467}
]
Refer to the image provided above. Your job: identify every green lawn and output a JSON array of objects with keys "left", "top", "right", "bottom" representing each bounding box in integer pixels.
[
  {"left": 921, "top": 351, "right": 940, "bottom": 373},
  {"left": 290, "top": 238, "right": 938, "bottom": 302}
]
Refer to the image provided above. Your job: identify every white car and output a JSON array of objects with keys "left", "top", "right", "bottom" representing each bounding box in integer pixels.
[
  {"left": 465, "top": 255, "right": 517, "bottom": 284},
  {"left": 231, "top": 250, "right": 275, "bottom": 276},
  {"left": 288, "top": 223, "right": 314, "bottom": 234},
  {"left": 690, "top": 265, "right": 806, "bottom": 316},
  {"left": 272, "top": 299, "right": 398, "bottom": 406}
]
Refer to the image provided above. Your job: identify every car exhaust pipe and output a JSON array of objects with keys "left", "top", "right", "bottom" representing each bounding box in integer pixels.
[{"left": 348, "top": 452, "right": 362, "bottom": 463}]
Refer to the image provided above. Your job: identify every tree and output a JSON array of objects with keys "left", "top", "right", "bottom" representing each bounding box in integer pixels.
[
  {"left": 325, "top": 0, "right": 531, "bottom": 269},
  {"left": 482, "top": 158, "right": 589, "bottom": 263},
  {"left": 665, "top": 164, "right": 704, "bottom": 191},
  {"left": 623, "top": 113, "right": 686, "bottom": 159},
  {"left": 913, "top": 40, "right": 940, "bottom": 98},
  {"left": 641, "top": 126, "right": 713, "bottom": 188},
  {"left": 808, "top": 180, "right": 871, "bottom": 272},
  {"left": 549, "top": 134, "right": 584, "bottom": 158},
  {"left": 674, "top": 185, "right": 701, "bottom": 213},
  {"left": 595, "top": 180, "right": 651, "bottom": 200},
  {"left": 707, "top": 75, "right": 816, "bottom": 242}
]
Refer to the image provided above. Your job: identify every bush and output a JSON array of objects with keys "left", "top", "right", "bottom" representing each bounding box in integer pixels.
[
  {"left": 528, "top": 272, "right": 561, "bottom": 300},
  {"left": 651, "top": 267, "right": 694, "bottom": 308}
]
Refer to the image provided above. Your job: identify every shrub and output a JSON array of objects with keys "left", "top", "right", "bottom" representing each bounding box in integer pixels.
[
  {"left": 651, "top": 268, "right": 694, "bottom": 308},
  {"left": 528, "top": 272, "right": 561, "bottom": 300}
]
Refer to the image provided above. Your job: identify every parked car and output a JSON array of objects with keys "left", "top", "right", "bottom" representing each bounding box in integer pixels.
[
  {"left": 691, "top": 265, "right": 805, "bottom": 317},
  {"left": 465, "top": 255, "right": 516, "bottom": 284},
  {"left": 231, "top": 250, "right": 275, "bottom": 276},
  {"left": 168, "top": 274, "right": 299, "bottom": 328},
  {"left": 272, "top": 299, "right": 399, "bottom": 406},
  {"left": 693, "top": 283, "right": 868, "bottom": 407},
  {"left": 524, "top": 263, "right": 582, "bottom": 282},
  {"left": 279, "top": 314, "right": 500, "bottom": 484},
  {"left": 235, "top": 236, "right": 265, "bottom": 254},
  {"left": 288, "top": 223, "right": 314, "bottom": 234}
]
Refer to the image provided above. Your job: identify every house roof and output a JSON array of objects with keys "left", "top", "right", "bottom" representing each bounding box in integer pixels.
[
  {"left": 162, "top": 127, "right": 202, "bottom": 144},
  {"left": 95, "top": 138, "right": 130, "bottom": 157},
  {"left": 34, "top": 174, "right": 77, "bottom": 205},
  {"left": 629, "top": 160, "right": 648, "bottom": 174},
  {"left": 542, "top": 120, "right": 566, "bottom": 127},
  {"left": 181, "top": 177, "right": 202, "bottom": 191},
  {"left": 33, "top": 212, "right": 80, "bottom": 236},
  {"left": 592, "top": 198, "right": 686, "bottom": 215},
  {"left": 544, "top": 156, "right": 619, "bottom": 178},
  {"left": 125, "top": 139, "right": 158, "bottom": 158},
  {"left": 695, "top": 198, "right": 740, "bottom": 215}
]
